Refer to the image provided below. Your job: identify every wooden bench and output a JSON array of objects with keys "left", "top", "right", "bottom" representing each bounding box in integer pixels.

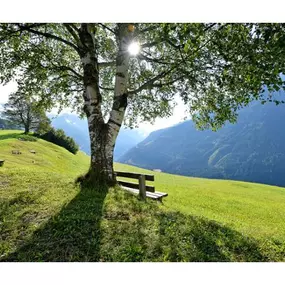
[
  {"left": 0, "top": 160, "right": 4, "bottom": 167},
  {"left": 115, "top": 171, "right": 168, "bottom": 202}
]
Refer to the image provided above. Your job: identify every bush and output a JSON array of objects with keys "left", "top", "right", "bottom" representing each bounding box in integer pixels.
[
  {"left": 18, "top": 134, "right": 38, "bottom": 142},
  {"left": 34, "top": 118, "right": 52, "bottom": 136},
  {"left": 38, "top": 128, "right": 79, "bottom": 154}
]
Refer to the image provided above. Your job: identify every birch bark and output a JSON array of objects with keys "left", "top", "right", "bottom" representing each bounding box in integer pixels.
[{"left": 79, "top": 23, "right": 133, "bottom": 185}]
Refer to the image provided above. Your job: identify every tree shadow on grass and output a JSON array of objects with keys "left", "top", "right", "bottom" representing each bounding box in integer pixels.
[
  {"left": 155, "top": 212, "right": 270, "bottom": 262},
  {"left": 0, "top": 133, "right": 22, "bottom": 141},
  {"left": 2, "top": 184, "right": 108, "bottom": 262},
  {"left": 99, "top": 195, "right": 274, "bottom": 262},
  {"left": 1, "top": 187, "right": 281, "bottom": 262}
]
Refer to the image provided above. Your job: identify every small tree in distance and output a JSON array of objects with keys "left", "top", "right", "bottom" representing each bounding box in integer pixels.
[{"left": 3, "top": 91, "right": 51, "bottom": 134}]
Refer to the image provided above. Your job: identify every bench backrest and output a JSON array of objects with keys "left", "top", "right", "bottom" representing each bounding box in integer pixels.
[{"left": 115, "top": 171, "right": 155, "bottom": 193}]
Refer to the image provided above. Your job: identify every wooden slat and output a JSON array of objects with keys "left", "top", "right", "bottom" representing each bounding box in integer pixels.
[
  {"left": 118, "top": 181, "right": 139, "bottom": 189},
  {"left": 118, "top": 180, "right": 155, "bottom": 193},
  {"left": 115, "top": 171, "right": 154, "bottom": 181},
  {"left": 145, "top": 191, "right": 168, "bottom": 199},
  {"left": 121, "top": 186, "right": 168, "bottom": 200}
]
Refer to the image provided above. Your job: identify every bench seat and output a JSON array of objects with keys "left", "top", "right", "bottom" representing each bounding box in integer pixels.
[{"left": 120, "top": 186, "right": 168, "bottom": 201}]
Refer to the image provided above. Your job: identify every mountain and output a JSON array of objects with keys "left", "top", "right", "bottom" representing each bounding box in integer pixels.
[
  {"left": 119, "top": 101, "right": 285, "bottom": 187},
  {"left": 50, "top": 113, "right": 146, "bottom": 159},
  {"left": 0, "top": 118, "right": 19, "bottom": 130},
  {"left": 114, "top": 127, "right": 147, "bottom": 159}
]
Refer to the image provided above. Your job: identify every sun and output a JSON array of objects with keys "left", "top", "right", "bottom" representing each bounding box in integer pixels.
[{"left": 128, "top": 42, "right": 140, "bottom": 56}]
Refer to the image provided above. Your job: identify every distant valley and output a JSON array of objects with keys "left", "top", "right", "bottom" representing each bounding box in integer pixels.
[{"left": 119, "top": 101, "right": 285, "bottom": 187}]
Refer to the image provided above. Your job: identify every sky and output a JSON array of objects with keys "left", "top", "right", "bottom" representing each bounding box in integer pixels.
[
  {"left": 0, "top": 81, "right": 189, "bottom": 135},
  {"left": 0, "top": 81, "right": 17, "bottom": 104}
]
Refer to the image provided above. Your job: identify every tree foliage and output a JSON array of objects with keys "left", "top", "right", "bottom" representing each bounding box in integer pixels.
[
  {"left": 0, "top": 23, "right": 285, "bottom": 130},
  {"left": 3, "top": 91, "right": 51, "bottom": 134}
]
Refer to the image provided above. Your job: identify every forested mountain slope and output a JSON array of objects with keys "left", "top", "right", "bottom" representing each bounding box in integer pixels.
[{"left": 119, "top": 101, "right": 285, "bottom": 187}]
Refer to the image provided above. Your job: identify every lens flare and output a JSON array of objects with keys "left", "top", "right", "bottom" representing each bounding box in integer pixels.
[{"left": 128, "top": 42, "right": 140, "bottom": 56}]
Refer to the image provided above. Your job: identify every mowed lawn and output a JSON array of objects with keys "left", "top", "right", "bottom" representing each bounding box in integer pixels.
[{"left": 1, "top": 130, "right": 285, "bottom": 261}]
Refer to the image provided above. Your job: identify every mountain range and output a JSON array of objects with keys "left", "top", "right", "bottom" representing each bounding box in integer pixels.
[
  {"left": 3, "top": 98, "right": 285, "bottom": 187},
  {"left": 119, "top": 101, "right": 285, "bottom": 187}
]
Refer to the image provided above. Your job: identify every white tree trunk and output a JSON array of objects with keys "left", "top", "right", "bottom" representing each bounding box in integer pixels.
[
  {"left": 78, "top": 23, "right": 133, "bottom": 185},
  {"left": 106, "top": 24, "right": 133, "bottom": 179}
]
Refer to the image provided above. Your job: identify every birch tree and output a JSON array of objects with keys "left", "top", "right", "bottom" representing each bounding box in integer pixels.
[{"left": 0, "top": 23, "right": 285, "bottom": 186}]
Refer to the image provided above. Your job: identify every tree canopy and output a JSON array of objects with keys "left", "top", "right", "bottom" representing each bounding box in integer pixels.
[
  {"left": 1, "top": 23, "right": 284, "bottom": 129},
  {"left": 1, "top": 23, "right": 285, "bottom": 184},
  {"left": 3, "top": 91, "right": 51, "bottom": 134}
]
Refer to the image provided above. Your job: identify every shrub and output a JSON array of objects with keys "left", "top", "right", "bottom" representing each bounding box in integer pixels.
[
  {"left": 38, "top": 128, "right": 79, "bottom": 154},
  {"left": 34, "top": 118, "right": 52, "bottom": 136},
  {"left": 18, "top": 134, "right": 38, "bottom": 142}
]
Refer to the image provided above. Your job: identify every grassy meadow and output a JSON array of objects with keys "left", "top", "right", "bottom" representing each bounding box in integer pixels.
[{"left": 1, "top": 130, "right": 285, "bottom": 261}]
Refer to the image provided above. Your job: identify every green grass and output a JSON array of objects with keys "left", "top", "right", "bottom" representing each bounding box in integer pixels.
[
  {"left": 0, "top": 130, "right": 89, "bottom": 174},
  {"left": 1, "top": 130, "right": 285, "bottom": 261},
  {"left": 115, "top": 164, "right": 285, "bottom": 242}
]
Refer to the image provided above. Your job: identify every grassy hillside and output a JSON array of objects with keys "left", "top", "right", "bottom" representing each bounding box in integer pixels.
[
  {"left": 117, "top": 164, "right": 285, "bottom": 242},
  {"left": 1, "top": 130, "right": 285, "bottom": 261},
  {"left": 0, "top": 130, "right": 89, "bottom": 174}
]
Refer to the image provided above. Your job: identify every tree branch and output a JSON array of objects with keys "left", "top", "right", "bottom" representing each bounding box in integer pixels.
[
  {"left": 136, "top": 25, "right": 160, "bottom": 35},
  {"left": 141, "top": 41, "right": 161, "bottom": 49},
  {"left": 99, "top": 85, "right": 114, "bottom": 91},
  {"left": 17, "top": 24, "right": 80, "bottom": 52},
  {"left": 98, "top": 23, "right": 116, "bottom": 34},
  {"left": 55, "top": 65, "right": 83, "bottom": 79},
  {"left": 138, "top": 53, "right": 172, "bottom": 65},
  {"left": 128, "top": 25, "right": 227, "bottom": 97},
  {"left": 68, "top": 23, "right": 80, "bottom": 33},
  {"left": 128, "top": 68, "right": 174, "bottom": 95},
  {"left": 0, "top": 24, "right": 47, "bottom": 43},
  {"left": 183, "top": 23, "right": 230, "bottom": 63},
  {"left": 151, "top": 76, "right": 184, "bottom": 88},
  {"left": 0, "top": 30, "right": 20, "bottom": 43},
  {"left": 63, "top": 23, "right": 81, "bottom": 46},
  {"left": 203, "top": 23, "right": 217, "bottom": 33},
  {"left": 165, "top": 38, "right": 181, "bottom": 49},
  {"left": 98, "top": 61, "right": 116, "bottom": 68}
]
